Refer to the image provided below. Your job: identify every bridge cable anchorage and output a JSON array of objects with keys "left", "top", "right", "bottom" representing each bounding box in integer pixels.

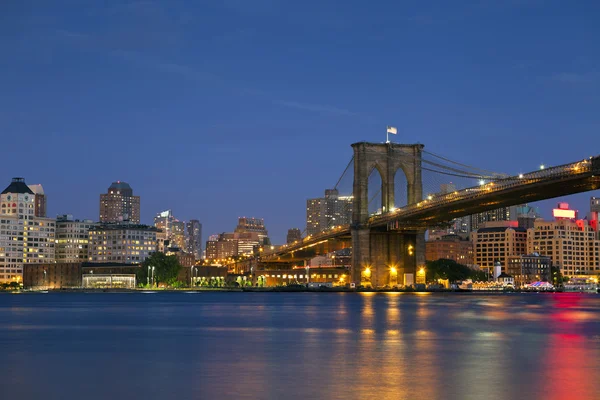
[{"left": 333, "top": 155, "right": 355, "bottom": 190}]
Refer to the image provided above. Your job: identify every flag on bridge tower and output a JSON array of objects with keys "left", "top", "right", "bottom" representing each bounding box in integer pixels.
[{"left": 386, "top": 126, "right": 398, "bottom": 143}]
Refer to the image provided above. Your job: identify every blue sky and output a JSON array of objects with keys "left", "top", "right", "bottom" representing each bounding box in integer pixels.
[{"left": 1, "top": 0, "right": 599, "bottom": 243}]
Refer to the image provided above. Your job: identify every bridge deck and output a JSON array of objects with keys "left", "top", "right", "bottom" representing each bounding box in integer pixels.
[{"left": 267, "top": 155, "right": 599, "bottom": 260}]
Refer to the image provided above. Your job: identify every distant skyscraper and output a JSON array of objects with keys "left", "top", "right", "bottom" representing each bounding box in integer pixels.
[
  {"left": 186, "top": 220, "right": 202, "bottom": 259},
  {"left": 0, "top": 177, "right": 56, "bottom": 283},
  {"left": 99, "top": 181, "right": 140, "bottom": 224},
  {"left": 286, "top": 228, "right": 302, "bottom": 244},
  {"left": 27, "top": 184, "right": 46, "bottom": 217},
  {"left": 154, "top": 210, "right": 186, "bottom": 250},
  {"left": 306, "top": 189, "right": 353, "bottom": 235},
  {"left": 235, "top": 217, "right": 269, "bottom": 244},
  {"left": 591, "top": 197, "right": 600, "bottom": 213}
]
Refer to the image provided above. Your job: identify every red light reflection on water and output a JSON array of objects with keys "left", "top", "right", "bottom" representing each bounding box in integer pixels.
[{"left": 538, "top": 332, "right": 599, "bottom": 400}]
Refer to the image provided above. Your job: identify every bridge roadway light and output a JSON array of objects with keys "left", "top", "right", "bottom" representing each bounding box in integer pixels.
[
  {"left": 479, "top": 179, "right": 485, "bottom": 186},
  {"left": 519, "top": 174, "right": 524, "bottom": 179},
  {"left": 540, "top": 164, "right": 545, "bottom": 170}
]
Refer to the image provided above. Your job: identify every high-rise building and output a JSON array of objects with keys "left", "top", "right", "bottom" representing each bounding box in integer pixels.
[
  {"left": 471, "top": 223, "right": 527, "bottom": 273},
  {"left": 470, "top": 206, "right": 517, "bottom": 232},
  {"left": 306, "top": 189, "right": 353, "bottom": 235},
  {"left": 27, "top": 184, "right": 46, "bottom": 217},
  {"left": 205, "top": 238, "right": 218, "bottom": 260},
  {"left": 286, "top": 228, "right": 302, "bottom": 244},
  {"left": 0, "top": 178, "right": 56, "bottom": 283},
  {"left": 591, "top": 196, "right": 600, "bottom": 213},
  {"left": 425, "top": 234, "right": 474, "bottom": 266},
  {"left": 88, "top": 223, "right": 157, "bottom": 264},
  {"left": 186, "top": 220, "right": 202, "bottom": 260},
  {"left": 235, "top": 217, "right": 269, "bottom": 244},
  {"left": 203, "top": 218, "right": 269, "bottom": 262},
  {"left": 527, "top": 204, "right": 600, "bottom": 277},
  {"left": 55, "top": 215, "right": 96, "bottom": 263},
  {"left": 204, "top": 233, "right": 239, "bottom": 261},
  {"left": 99, "top": 181, "right": 140, "bottom": 224},
  {"left": 515, "top": 205, "right": 542, "bottom": 229},
  {"left": 154, "top": 210, "right": 187, "bottom": 251},
  {"left": 468, "top": 205, "right": 540, "bottom": 231},
  {"left": 171, "top": 220, "right": 186, "bottom": 250},
  {"left": 154, "top": 210, "right": 173, "bottom": 235}
]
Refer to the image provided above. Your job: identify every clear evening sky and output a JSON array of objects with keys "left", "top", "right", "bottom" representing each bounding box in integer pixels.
[{"left": 1, "top": 0, "right": 598, "bottom": 243}]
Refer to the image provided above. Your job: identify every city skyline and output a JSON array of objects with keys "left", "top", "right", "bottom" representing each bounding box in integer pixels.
[
  {"left": 0, "top": 163, "right": 597, "bottom": 244},
  {"left": 1, "top": 1, "right": 599, "bottom": 244}
]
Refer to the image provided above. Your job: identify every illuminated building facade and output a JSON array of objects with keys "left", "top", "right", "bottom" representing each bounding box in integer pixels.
[
  {"left": 527, "top": 205, "right": 600, "bottom": 277},
  {"left": 55, "top": 215, "right": 96, "bottom": 263},
  {"left": 28, "top": 184, "right": 46, "bottom": 217},
  {"left": 204, "top": 218, "right": 270, "bottom": 261},
  {"left": 591, "top": 197, "right": 600, "bottom": 213},
  {"left": 23, "top": 262, "right": 140, "bottom": 289},
  {"left": 154, "top": 210, "right": 187, "bottom": 251},
  {"left": 471, "top": 225, "right": 527, "bottom": 273},
  {"left": 186, "top": 219, "right": 202, "bottom": 260},
  {"left": 286, "top": 228, "right": 302, "bottom": 244},
  {"left": 88, "top": 224, "right": 157, "bottom": 264},
  {"left": 235, "top": 217, "right": 269, "bottom": 244},
  {"left": 425, "top": 234, "right": 474, "bottom": 266},
  {"left": 306, "top": 189, "right": 353, "bottom": 235},
  {"left": 507, "top": 253, "right": 552, "bottom": 287},
  {"left": 99, "top": 181, "right": 140, "bottom": 224},
  {"left": 0, "top": 178, "right": 56, "bottom": 284}
]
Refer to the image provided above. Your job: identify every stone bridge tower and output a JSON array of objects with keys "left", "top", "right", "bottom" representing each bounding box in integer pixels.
[{"left": 350, "top": 142, "right": 426, "bottom": 287}]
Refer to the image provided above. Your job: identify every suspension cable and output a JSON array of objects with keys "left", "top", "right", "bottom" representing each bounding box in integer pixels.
[
  {"left": 333, "top": 155, "right": 354, "bottom": 190},
  {"left": 423, "top": 149, "right": 507, "bottom": 177}
]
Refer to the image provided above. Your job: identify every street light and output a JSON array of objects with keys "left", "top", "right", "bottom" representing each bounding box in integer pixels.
[
  {"left": 191, "top": 266, "right": 197, "bottom": 287},
  {"left": 147, "top": 265, "right": 151, "bottom": 286}
]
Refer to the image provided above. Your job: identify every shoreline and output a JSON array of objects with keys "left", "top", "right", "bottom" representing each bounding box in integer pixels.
[{"left": 1, "top": 287, "right": 595, "bottom": 294}]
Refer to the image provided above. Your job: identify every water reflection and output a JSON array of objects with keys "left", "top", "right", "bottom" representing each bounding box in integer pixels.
[{"left": 0, "top": 293, "right": 598, "bottom": 400}]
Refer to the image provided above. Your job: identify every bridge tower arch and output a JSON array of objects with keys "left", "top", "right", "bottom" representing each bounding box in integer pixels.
[{"left": 351, "top": 142, "right": 425, "bottom": 287}]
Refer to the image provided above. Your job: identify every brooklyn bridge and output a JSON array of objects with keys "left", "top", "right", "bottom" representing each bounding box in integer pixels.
[{"left": 237, "top": 141, "right": 599, "bottom": 287}]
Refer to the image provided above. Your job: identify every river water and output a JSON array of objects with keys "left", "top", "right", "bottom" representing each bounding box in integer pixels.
[{"left": 0, "top": 292, "right": 598, "bottom": 400}]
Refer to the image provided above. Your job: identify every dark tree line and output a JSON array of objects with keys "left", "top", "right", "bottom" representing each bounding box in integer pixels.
[{"left": 426, "top": 259, "right": 488, "bottom": 283}]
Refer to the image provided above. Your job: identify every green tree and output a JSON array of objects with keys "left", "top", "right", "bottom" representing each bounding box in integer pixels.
[
  {"left": 137, "top": 252, "right": 182, "bottom": 288},
  {"left": 426, "top": 259, "right": 486, "bottom": 283},
  {"left": 8, "top": 281, "right": 21, "bottom": 290},
  {"left": 551, "top": 266, "right": 565, "bottom": 286}
]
